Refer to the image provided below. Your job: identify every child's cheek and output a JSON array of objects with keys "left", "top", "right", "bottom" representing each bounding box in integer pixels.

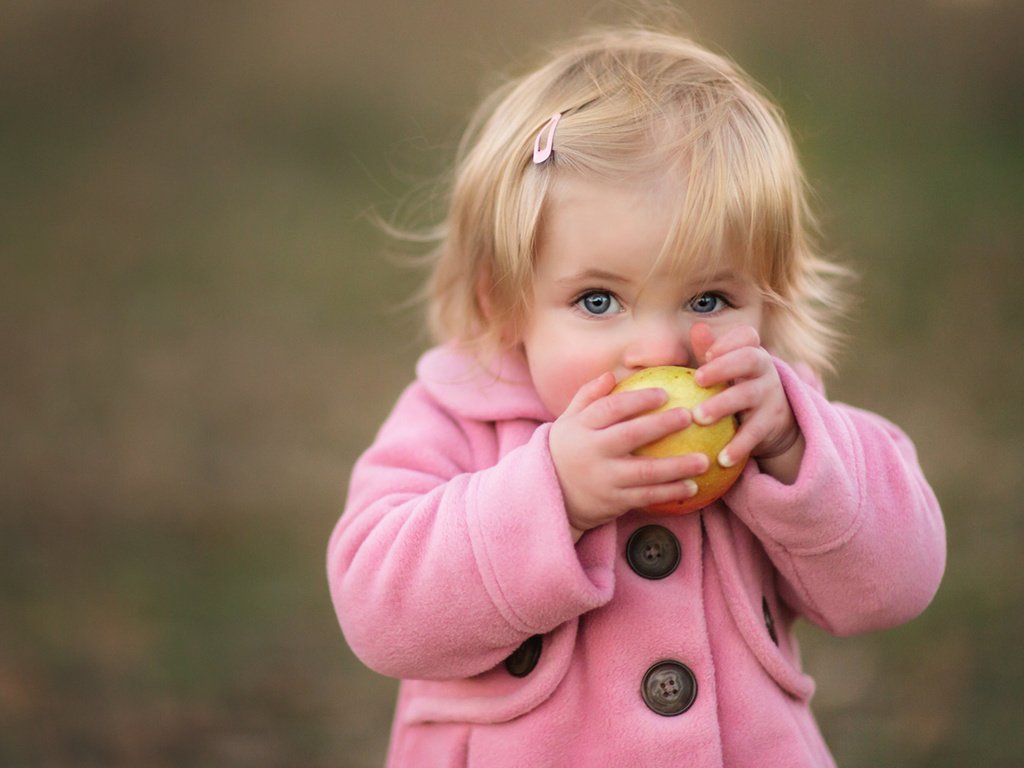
[{"left": 555, "top": 357, "right": 608, "bottom": 416}]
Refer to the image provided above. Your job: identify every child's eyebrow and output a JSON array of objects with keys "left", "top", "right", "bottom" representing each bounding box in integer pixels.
[
  {"left": 555, "top": 268, "right": 630, "bottom": 285},
  {"left": 689, "top": 270, "right": 746, "bottom": 287}
]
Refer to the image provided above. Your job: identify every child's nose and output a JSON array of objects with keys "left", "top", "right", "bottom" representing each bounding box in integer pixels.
[{"left": 624, "top": 324, "right": 691, "bottom": 370}]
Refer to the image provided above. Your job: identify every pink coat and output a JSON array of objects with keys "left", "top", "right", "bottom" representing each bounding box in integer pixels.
[{"left": 327, "top": 345, "right": 945, "bottom": 767}]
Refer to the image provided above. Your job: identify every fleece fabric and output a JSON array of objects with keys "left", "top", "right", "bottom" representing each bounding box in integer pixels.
[{"left": 327, "top": 344, "right": 945, "bottom": 767}]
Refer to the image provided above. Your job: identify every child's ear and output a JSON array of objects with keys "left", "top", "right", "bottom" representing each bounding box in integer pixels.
[
  {"left": 476, "top": 268, "right": 520, "bottom": 346},
  {"left": 475, "top": 268, "right": 494, "bottom": 323}
]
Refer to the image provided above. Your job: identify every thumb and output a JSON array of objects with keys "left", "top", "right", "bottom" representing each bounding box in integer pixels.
[{"left": 690, "top": 322, "right": 716, "bottom": 366}]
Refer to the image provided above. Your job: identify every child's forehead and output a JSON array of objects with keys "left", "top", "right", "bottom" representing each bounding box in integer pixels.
[
  {"left": 540, "top": 173, "right": 682, "bottom": 249},
  {"left": 546, "top": 171, "right": 678, "bottom": 209},
  {"left": 542, "top": 174, "right": 755, "bottom": 270},
  {"left": 538, "top": 174, "right": 679, "bottom": 260},
  {"left": 538, "top": 184, "right": 760, "bottom": 290}
]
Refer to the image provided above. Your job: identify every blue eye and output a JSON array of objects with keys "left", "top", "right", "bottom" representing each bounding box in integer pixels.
[
  {"left": 688, "top": 292, "right": 726, "bottom": 314},
  {"left": 577, "top": 291, "right": 621, "bottom": 316}
]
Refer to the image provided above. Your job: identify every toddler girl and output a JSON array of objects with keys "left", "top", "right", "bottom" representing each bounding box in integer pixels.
[{"left": 328, "top": 27, "right": 945, "bottom": 767}]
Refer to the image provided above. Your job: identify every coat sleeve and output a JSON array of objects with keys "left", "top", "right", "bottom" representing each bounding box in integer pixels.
[
  {"left": 724, "top": 360, "right": 946, "bottom": 637},
  {"left": 326, "top": 382, "right": 616, "bottom": 680}
]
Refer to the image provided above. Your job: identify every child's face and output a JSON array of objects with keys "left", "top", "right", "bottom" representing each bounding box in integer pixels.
[{"left": 520, "top": 176, "right": 766, "bottom": 418}]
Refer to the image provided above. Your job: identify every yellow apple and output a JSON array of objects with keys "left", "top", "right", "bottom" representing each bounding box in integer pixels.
[{"left": 612, "top": 365, "right": 747, "bottom": 514}]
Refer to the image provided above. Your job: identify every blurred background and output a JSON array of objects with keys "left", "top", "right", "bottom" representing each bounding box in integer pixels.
[{"left": 1, "top": 1, "right": 1021, "bottom": 765}]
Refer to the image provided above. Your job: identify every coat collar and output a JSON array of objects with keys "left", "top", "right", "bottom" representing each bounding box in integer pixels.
[{"left": 416, "top": 344, "right": 554, "bottom": 423}]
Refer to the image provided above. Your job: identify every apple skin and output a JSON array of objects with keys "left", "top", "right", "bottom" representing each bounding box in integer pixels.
[{"left": 612, "top": 366, "right": 747, "bottom": 514}]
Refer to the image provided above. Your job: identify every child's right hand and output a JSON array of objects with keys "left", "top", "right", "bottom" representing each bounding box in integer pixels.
[{"left": 548, "top": 372, "right": 710, "bottom": 541}]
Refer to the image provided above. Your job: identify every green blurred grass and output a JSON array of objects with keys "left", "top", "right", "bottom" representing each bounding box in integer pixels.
[{"left": 1, "top": 2, "right": 1021, "bottom": 765}]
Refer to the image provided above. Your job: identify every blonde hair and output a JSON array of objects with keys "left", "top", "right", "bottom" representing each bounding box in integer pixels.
[{"left": 420, "top": 27, "right": 849, "bottom": 374}]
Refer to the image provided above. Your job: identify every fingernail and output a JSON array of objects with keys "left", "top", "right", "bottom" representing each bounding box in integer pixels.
[
  {"left": 647, "top": 387, "right": 668, "bottom": 402},
  {"left": 683, "top": 479, "right": 699, "bottom": 497},
  {"left": 718, "top": 448, "right": 734, "bottom": 468},
  {"left": 693, "top": 406, "right": 711, "bottom": 426}
]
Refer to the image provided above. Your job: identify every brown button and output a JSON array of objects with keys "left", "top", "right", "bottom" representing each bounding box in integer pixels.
[
  {"left": 626, "top": 525, "right": 681, "bottom": 580},
  {"left": 641, "top": 660, "right": 697, "bottom": 716},
  {"left": 505, "top": 634, "right": 543, "bottom": 677},
  {"left": 763, "top": 597, "right": 779, "bottom": 645}
]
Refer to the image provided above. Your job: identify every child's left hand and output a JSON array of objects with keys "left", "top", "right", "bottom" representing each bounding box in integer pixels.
[{"left": 689, "top": 323, "right": 804, "bottom": 484}]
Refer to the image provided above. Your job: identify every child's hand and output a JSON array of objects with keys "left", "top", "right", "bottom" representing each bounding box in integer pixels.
[
  {"left": 690, "top": 323, "right": 804, "bottom": 484},
  {"left": 549, "top": 373, "right": 710, "bottom": 541}
]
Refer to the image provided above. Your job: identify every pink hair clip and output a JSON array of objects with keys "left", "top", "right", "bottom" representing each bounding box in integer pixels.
[{"left": 532, "top": 112, "right": 562, "bottom": 164}]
